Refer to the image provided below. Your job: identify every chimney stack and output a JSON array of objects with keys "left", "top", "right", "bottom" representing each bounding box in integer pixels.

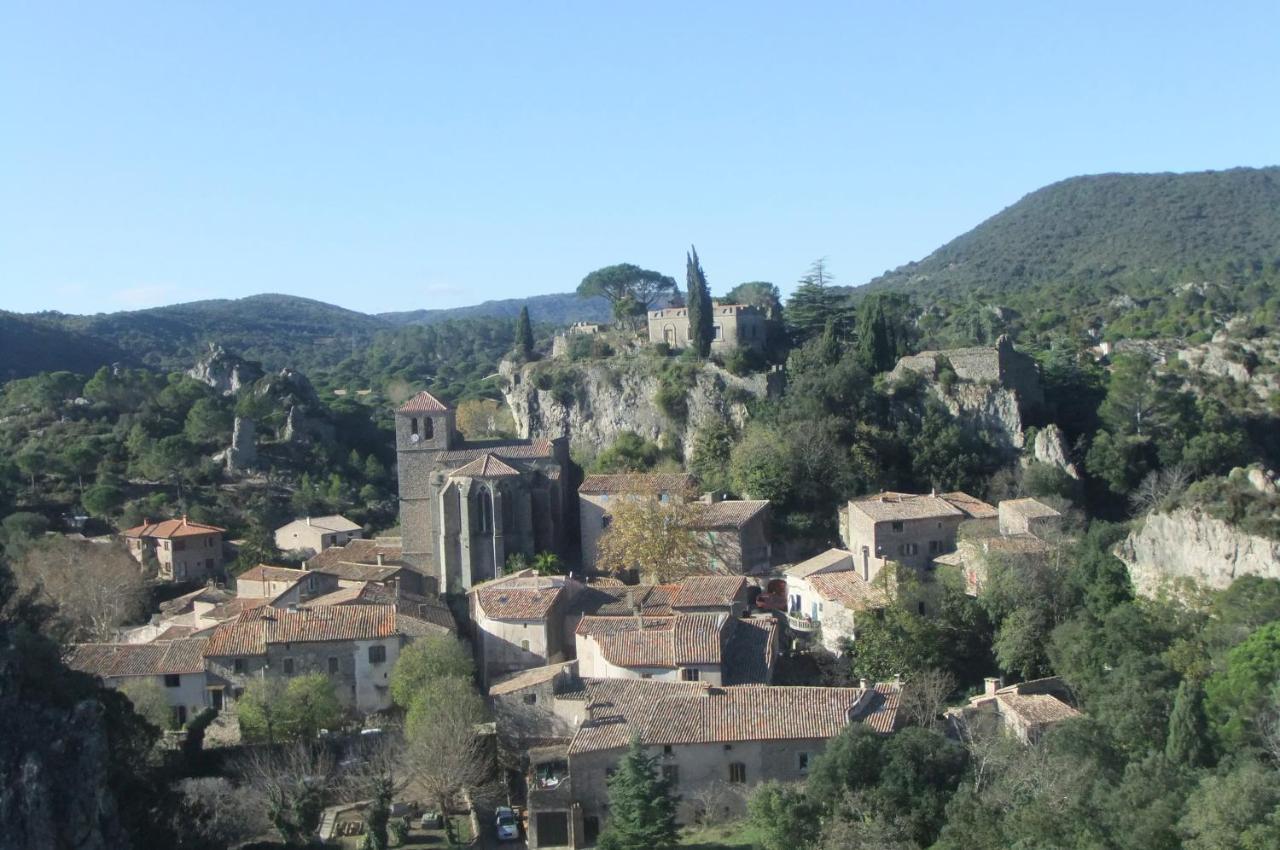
[
  {"left": 306, "top": 516, "right": 311, "bottom": 526},
  {"left": 859, "top": 677, "right": 871, "bottom": 689},
  {"left": 984, "top": 677, "right": 1001, "bottom": 697},
  {"left": 376, "top": 553, "right": 384, "bottom": 566}
]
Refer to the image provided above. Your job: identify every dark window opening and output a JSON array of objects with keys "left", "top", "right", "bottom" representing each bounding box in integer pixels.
[
  {"left": 523, "top": 693, "right": 537, "bottom": 705},
  {"left": 728, "top": 762, "right": 746, "bottom": 783},
  {"left": 368, "top": 645, "right": 387, "bottom": 664},
  {"left": 164, "top": 674, "right": 181, "bottom": 688}
]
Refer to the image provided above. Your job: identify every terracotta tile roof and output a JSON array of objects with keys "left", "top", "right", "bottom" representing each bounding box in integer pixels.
[
  {"left": 450, "top": 453, "right": 520, "bottom": 479},
  {"left": 471, "top": 572, "right": 572, "bottom": 621},
  {"left": 786, "top": 549, "right": 855, "bottom": 579},
  {"left": 122, "top": 517, "right": 225, "bottom": 539},
  {"left": 157, "top": 585, "right": 235, "bottom": 616},
  {"left": 566, "top": 584, "right": 675, "bottom": 618},
  {"left": 939, "top": 491, "right": 999, "bottom": 519},
  {"left": 307, "top": 561, "right": 407, "bottom": 583},
  {"left": 996, "top": 693, "right": 1081, "bottom": 725},
  {"left": 237, "top": 564, "right": 308, "bottom": 584},
  {"left": 578, "top": 613, "right": 726, "bottom": 669},
  {"left": 67, "top": 638, "right": 209, "bottom": 678},
  {"left": 304, "top": 538, "right": 403, "bottom": 571},
  {"left": 672, "top": 575, "right": 747, "bottom": 609},
  {"left": 722, "top": 617, "right": 778, "bottom": 685},
  {"left": 579, "top": 474, "right": 697, "bottom": 495},
  {"left": 568, "top": 681, "right": 900, "bottom": 754},
  {"left": 672, "top": 613, "right": 725, "bottom": 665},
  {"left": 275, "top": 515, "right": 362, "bottom": 534},
  {"left": 689, "top": 500, "right": 770, "bottom": 530},
  {"left": 998, "top": 497, "right": 1061, "bottom": 521},
  {"left": 489, "top": 661, "right": 578, "bottom": 696},
  {"left": 849, "top": 492, "right": 965, "bottom": 522},
  {"left": 806, "top": 571, "right": 890, "bottom": 611},
  {"left": 154, "top": 624, "right": 200, "bottom": 640},
  {"left": 205, "top": 596, "right": 269, "bottom": 621},
  {"left": 397, "top": 390, "right": 450, "bottom": 413},
  {"left": 436, "top": 440, "right": 556, "bottom": 463},
  {"left": 203, "top": 604, "right": 404, "bottom": 656}
]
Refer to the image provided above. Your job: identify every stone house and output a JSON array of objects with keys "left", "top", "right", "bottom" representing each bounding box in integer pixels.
[
  {"left": 66, "top": 638, "right": 211, "bottom": 727},
  {"left": 235, "top": 564, "right": 340, "bottom": 604},
  {"left": 525, "top": 679, "right": 901, "bottom": 848},
  {"left": 838, "top": 491, "right": 996, "bottom": 581},
  {"left": 578, "top": 473, "right": 697, "bottom": 571},
  {"left": 202, "top": 603, "right": 445, "bottom": 714},
  {"left": 998, "top": 497, "right": 1063, "bottom": 537},
  {"left": 578, "top": 472, "right": 772, "bottom": 575},
  {"left": 573, "top": 611, "right": 777, "bottom": 685},
  {"left": 946, "top": 677, "right": 1080, "bottom": 744},
  {"left": 889, "top": 335, "right": 1045, "bottom": 409},
  {"left": 468, "top": 570, "right": 585, "bottom": 690},
  {"left": 647, "top": 304, "right": 767, "bottom": 352},
  {"left": 488, "top": 660, "right": 584, "bottom": 743},
  {"left": 273, "top": 515, "right": 364, "bottom": 558},
  {"left": 784, "top": 549, "right": 890, "bottom": 653},
  {"left": 122, "top": 517, "right": 226, "bottom": 582},
  {"left": 934, "top": 533, "right": 1055, "bottom": 596},
  {"left": 395, "top": 391, "right": 572, "bottom": 593}
]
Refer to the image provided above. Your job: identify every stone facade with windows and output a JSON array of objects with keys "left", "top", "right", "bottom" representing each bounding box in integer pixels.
[
  {"left": 838, "top": 491, "right": 996, "bottom": 580},
  {"left": 395, "top": 391, "right": 571, "bottom": 593},
  {"left": 122, "top": 516, "right": 225, "bottom": 582},
  {"left": 646, "top": 304, "right": 767, "bottom": 352}
]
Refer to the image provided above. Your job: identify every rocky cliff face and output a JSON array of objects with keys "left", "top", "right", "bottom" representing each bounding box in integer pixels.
[
  {"left": 187, "top": 343, "right": 264, "bottom": 395},
  {"left": 1116, "top": 507, "right": 1280, "bottom": 597},
  {"left": 0, "top": 659, "right": 131, "bottom": 850},
  {"left": 499, "top": 358, "right": 775, "bottom": 459}
]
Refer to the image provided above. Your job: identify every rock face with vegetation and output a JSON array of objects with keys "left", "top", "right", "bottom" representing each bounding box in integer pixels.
[
  {"left": 1118, "top": 507, "right": 1280, "bottom": 596},
  {"left": 889, "top": 336, "right": 1043, "bottom": 452},
  {"left": 499, "top": 356, "right": 773, "bottom": 460}
]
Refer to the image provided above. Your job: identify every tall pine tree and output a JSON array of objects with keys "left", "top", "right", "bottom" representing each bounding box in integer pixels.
[
  {"left": 514, "top": 306, "right": 535, "bottom": 360},
  {"left": 686, "top": 246, "right": 714, "bottom": 358},
  {"left": 597, "top": 737, "right": 679, "bottom": 850},
  {"left": 785, "top": 258, "right": 855, "bottom": 345}
]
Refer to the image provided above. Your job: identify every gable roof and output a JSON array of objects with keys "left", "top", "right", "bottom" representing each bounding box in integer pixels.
[
  {"left": 939, "top": 491, "right": 999, "bottom": 519},
  {"left": 397, "top": 390, "right": 450, "bottom": 413},
  {"left": 849, "top": 492, "right": 965, "bottom": 522},
  {"left": 565, "top": 584, "right": 676, "bottom": 618},
  {"left": 999, "top": 497, "right": 1062, "bottom": 520},
  {"left": 123, "top": 517, "right": 225, "bottom": 539},
  {"left": 995, "top": 693, "right": 1081, "bottom": 726},
  {"left": 672, "top": 575, "right": 747, "bottom": 609},
  {"left": 489, "top": 660, "right": 578, "bottom": 696},
  {"left": 67, "top": 638, "right": 209, "bottom": 678},
  {"left": 579, "top": 473, "right": 697, "bottom": 496},
  {"left": 786, "top": 549, "right": 855, "bottom": 579},
  {"left": 567, "top": 680, "right": 900, "bottom": 755},
  {"left": 304, "top": 537, "right": 403, "bottom": 571},
  {"left": 203, "top": 604, "right": 405, "bottom": 656},
  {"left": 722, "top": 617, "right": 779, "bottom": 685},
  {"left": 276, "top": 515, "right": 362, "bottom": 535},
  {"left": 577, "top": 612, "right": 727, "bottom": 669},
  {"left": 689, "top": 500, "right": 770, "bottom": 530},
  {"left": 302, "top": 584, "right": 456, "bottom": 632},
  {"left": 306, "top": 561, "right": 407, "bottom": 583},
  {"left": 237, "top": 564, "right": 308, "bottom": 584},
  {"left": 807, "top": 571, "right": 890, "bottom": 612},
  {"left": 450, "top": 454, "right": 520, "bottom": 479},
  {"left": 471, "top": 571, "right": 573, "bottom": 621}
]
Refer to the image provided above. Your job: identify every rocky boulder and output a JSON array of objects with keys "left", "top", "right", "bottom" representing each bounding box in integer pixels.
[
  {"left": 1029, "top": 424, "right": 1081, "bottom": 479},
  {"left": 1116, "top": 507, "right": 1280, "bottom": 597},
  {"left": 187, "top": 344, "right": 263, "bottom": 395},
  {"left": 225, "top": 416, "right": 257, "bottom": 472}
]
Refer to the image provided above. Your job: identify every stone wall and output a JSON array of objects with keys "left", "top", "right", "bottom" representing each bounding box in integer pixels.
[{"left": 1116, "top": 507, "right": 1280, "bottom": 597}]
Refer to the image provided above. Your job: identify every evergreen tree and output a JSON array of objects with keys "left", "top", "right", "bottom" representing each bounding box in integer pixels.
[
  {"left": 1165, "top": 678, "right": 1210, "bottom": 768},
  {"left": 597, "top": 737, "right": 679, "bottom": 850},
  {"left": 686, "top": 246, "right": 714, "bottom": 358},
  {"left": 855, "top": 293, "right": 912, "bottom": 374},
  {"left": 515, "top": 306, "right": 535, "bottom": 360},
  {"left": 785, "top": 258, "right": 854, "bottom": 345}
]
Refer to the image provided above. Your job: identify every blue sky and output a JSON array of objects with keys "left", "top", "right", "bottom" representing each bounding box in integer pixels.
[{"left": 2, "top": 2, "right": 1277, "bottom": 316}]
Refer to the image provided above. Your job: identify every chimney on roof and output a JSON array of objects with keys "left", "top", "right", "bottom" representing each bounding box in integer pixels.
[
  {"left": 376, "top": 553, "right": 384, "bottom": 566},
  {"left": 182, "top": 515, "right": 188, "bottom": 525},
  {"left": 859, "top": 677, "right": 871, "bottom": 689},
  {"left": 142, "top": 517, "right": 150, "bottom": 526},
  {"left": 984, "top": 677, "right": 1001, "bottom": 697},
  {"left": 585, "top": 701, "right": 598, "bottom": 722},
  {"left": 306, "top": 516, "right": 311, "bottom": 526}
]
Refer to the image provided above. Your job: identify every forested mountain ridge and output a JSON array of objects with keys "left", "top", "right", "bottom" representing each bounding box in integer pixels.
[
  {"left": 380, "top": 291, "right": 611, "bottom": 326},
  {"left": 854, "top": 167, "right": 1280, "bottom": 345}
]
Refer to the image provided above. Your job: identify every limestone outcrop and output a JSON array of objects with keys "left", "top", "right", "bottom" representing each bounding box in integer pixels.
[
  {"left": 890, "top": 336, "right": 1044, "bottom": 452},
  {"left": 1029, "top": 424, "right": 1081, "bottom": 479},
  {"left": 1116, "top": 507, "right": 1280, "bottom": 597},
  {"left": 225, "top": 416, "right": 257, "bottom": 472},
  {"left": 187, "top": 343, "right": 263, "bottom": 395},
  {"left": 499, "top": 358, "right": 776, "bottom": 460}
]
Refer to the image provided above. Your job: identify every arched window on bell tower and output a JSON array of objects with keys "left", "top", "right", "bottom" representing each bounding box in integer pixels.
[{"left": 476, "top": 488, "right": 494, "bottom": 534}]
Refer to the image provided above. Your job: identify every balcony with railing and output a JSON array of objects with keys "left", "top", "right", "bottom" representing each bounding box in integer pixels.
[{"left": 787, "top": 612, "right": 819, "bottom": 634}]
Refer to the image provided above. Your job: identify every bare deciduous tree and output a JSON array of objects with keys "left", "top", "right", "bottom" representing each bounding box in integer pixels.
[
  {"left": 13, "top": 536, "right": 151, "bottom": 641},
  {"left": 403, "top": 677, "right": 495, "bottom": 816},
  {"left": 899, "top": 668, "right": 956, "bottom": 731},
  {"left": 689, "top": 781, "right": 747, "bottom": 827},
  {"left": 174, "top": 777, "right": 270, "bottom": 849},
  {"left": 239, "top": 742, "right": 339, "bottom": 846},
  {"left": 1130, "top": 464, "right": 1190, "bottom": 515}
]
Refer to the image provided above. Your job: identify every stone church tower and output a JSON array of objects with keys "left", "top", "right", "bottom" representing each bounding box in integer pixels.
[{"left": 395, "top": 390, "right": 570, "bottom": 593}]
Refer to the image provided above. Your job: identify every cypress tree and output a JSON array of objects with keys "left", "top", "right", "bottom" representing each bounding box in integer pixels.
[
  {"left": 855, "top": 292, "right": 912, "bottom": 374},
  {"left": 686, "top": 246, "right": 714, "bottom": 358},
  {"left": 1166, "top": 678, "right": 1210, "bottom": 767},
  {"left": 515, "top": 306, "right": 535, "bottom": 360},
  {"left": 597, "top": 737, "right": 679, "bottom": 850}
]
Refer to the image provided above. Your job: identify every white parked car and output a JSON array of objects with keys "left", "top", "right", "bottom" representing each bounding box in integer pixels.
[{"left": 495, "top": 806, "right": 520, "bottom": 842}]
